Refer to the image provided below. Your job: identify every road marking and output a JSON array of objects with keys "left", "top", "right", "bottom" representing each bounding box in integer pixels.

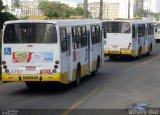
[
  {"left": 61, "top": 55, "right": 160, "bottom": 115},
  {"left": 62, "top": 87, "right": 99, "bottom": 115}
]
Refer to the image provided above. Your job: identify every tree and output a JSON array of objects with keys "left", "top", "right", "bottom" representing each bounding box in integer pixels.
[
  {"left": 39, "top": 1, "right": 72, "bottom": 19},
  {"left": 0, "top": 0, "right": 5, "bottom": 12},
  {"left": 39, "top": 1, "right": 86, "bottom": 19},
  {"left": 0, "top": 0, "right": 17, "bottom": 29},
  {"left": 13, "top": 0, "right": 21, "bottom": 9},
  {"left": 71, "top": 7, "right": 83, "bottom": 16}
]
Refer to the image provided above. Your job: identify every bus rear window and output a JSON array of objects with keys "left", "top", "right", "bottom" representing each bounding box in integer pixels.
[
  {"left": 4, "top": 23, "right": 57, "bottom": 43},
  {"left": 103, "top": 22, "right": 131, "bottom": 33}
]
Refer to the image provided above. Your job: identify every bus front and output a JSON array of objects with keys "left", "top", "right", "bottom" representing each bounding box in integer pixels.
[
  {"left": 1, "top": 21, "right": 65, "bottom": 85},
  {"left": 103, "top": 21, "right": 134, "bottom": 59}
]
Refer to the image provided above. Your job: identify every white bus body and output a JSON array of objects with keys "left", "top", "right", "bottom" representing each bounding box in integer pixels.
[
  {"left": 154, "top": 23, "right": 160, "bottom": 43},
  {"left": 1, "top": 19, "right": 104, "bottom": 87},
  {"left": 102, "top": 20, "right": 155, "bottom": 59}
]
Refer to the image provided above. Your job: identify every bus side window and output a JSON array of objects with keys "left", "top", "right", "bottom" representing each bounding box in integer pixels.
[
  {"left": 76, "top": 26, "right": 82, "bottom": 49},
  {"left": 60, "top": 28, "right": 68, "bottom": 52},
  {"left": 72, "top": 27, "right": 77, "bottom": 49},
  {"left": 81, "top": 26, "right": 87, "bottom": 47},
  {"left": 91, "top": 25, "right": 100, "bottom": 44},
  {"left": 132, "top": 25, "right": 135, "bottom": 39}
]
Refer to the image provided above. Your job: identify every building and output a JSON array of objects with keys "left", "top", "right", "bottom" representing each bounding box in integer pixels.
[
  {"left": 78, "top": 1, "right": 119, "bottom": 20},
  {"left": 118, "top": 0, "right": 160, "bottom": 19},
  {"left": 143, "top": 0, "right": 160, "bottom": 13},
  {"left": 2, "top": 0, "right": 77, "bottom": 18},
  {"left": 19, "top": 1, "right": 43, "bottom": 18}
]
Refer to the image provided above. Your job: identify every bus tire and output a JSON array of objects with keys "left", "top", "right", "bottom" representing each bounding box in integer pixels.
[
  {"left": 75, "top": 66, "right": 81, "bottom": 87},
  {"left": 147, "top": 44, "right": 152, "bottom": 56},
  {"left": 92, "top": 57, "right": 100, "bottom": 76},
  {"left": 137, "top": 47, "right": 142, "bottom": 59}
]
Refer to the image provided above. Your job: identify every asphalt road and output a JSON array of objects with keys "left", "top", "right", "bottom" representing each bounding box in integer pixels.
[{"left": 1, "top": 44, "right": 160, "bottom": 115}]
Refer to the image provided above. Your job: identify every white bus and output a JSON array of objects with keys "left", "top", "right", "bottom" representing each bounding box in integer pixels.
[
  {"left": 102, "top": 20, "right": 155, "bottom": 59},
  {"left": 154, "top": 22, "right": 160, "bottom": 43},
  {"left": 1, "top": 19, "right": 104, "bottom": 87}
]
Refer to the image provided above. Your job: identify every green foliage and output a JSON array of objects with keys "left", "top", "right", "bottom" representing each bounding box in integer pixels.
[
  {"left": 135, "top": 9, "right": 160, "bottom": 21},
  {"left": 39, "top": 1, "right": 84, "bottom": 19},
  {"left": 13, "top": 0, "right": 21, "bottom": 8},
  {"left": 153, "top": 13, "right": 160, "bottom": 21},
  {"left": 0, "top": 0, "right": 17, "bottom": 29},
  {"left": 71, "top": 7, "right": 83, "bottom": 16},
  {"left": 0, "top": 12, "right": 17, "bottom": 29},
  {"left": 0, "top": 0, "right": 5, "bottom": 12}
]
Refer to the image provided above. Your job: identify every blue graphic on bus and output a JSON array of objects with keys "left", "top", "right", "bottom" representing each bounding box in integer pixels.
[{"left": 4, "top": 48, "right": 11, "bottom": 55}]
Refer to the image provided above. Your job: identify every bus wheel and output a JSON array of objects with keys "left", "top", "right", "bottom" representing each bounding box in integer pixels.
[
  {"left": 137, "top": 48, "right": 142, "bottom": 59},
  {"left": 92, "top": 58, "right": 100, "bottom": 76},
  {"left": 25, "top": 82, "right": 41, "bottom": 88},
  {"left": 147, "top": 44, "right": 152, "bottom": 56},
  {"left": 75, "top": 66, "right": 81, "bottom": 87}
]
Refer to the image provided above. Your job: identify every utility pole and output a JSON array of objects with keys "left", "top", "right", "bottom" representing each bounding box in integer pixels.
[
  {"left": 99, "top": 0, "right": 103, "bottom": 20},
  {"left": 128, "top": 0, "right": 130, "bottom": 19},
  {"left": 83, "top": 0, "right": 88, "bottom": 18},
  {"left": 142, "top": 0, "right": 144, "bottom": 18}
]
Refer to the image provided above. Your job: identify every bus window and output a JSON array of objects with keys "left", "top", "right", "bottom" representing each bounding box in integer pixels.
[
  {"left": 81, "top": 26, "right": 87, "bottom": 47},
  {"left": 72, "top": 27, "right": 77, "bottom": 49},
  {"left": 132, "top": 25, "right": 136, "bottom": 39},
  {"left": 103, "top": 22, "right": 131, "bottom": 33},
  {"left": 4, "top": 23, "right": 57, "bottom": 44},
  {"left": 91, "top": 25, "right": 101, "bottom": 44},
  {"left": 60, "top": 28, "right": 68, "bottom": 52},
  {"left": 76, "top": 26, "right": 82, "bottom": 49},
  {"left": 138, "top": 24, "right": 145, "bottom": 37}
]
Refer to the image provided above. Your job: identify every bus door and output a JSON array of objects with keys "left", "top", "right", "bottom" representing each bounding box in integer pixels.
[
  {"left": 101, "top": 29, "right": 105, "bottom": 65},
  {"left": 133, "top": 25, "right": 138, "bottom": 56},
  {"left": 87, "top": 30, "right": 92, "bottom": 73},
  {"left": 67, "top": 33, "right": 73, "bottom": 81},
  {"left": 145, "top": 24, "right": 149, "bottom": 53}
]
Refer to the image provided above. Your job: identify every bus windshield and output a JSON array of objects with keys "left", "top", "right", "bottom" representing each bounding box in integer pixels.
[
  {"left": 4, "top": 23, "right": 57, "bottom": 44},
  {"left": 103, "top": 22, "right": 131, "bottom": 33}
]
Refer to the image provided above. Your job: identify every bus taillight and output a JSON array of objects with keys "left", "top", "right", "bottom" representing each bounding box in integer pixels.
[
  {"left": 3, "top": 65, "right": 7, "bottom": 69},
  {"left": 5, "top": 69, "right": 9, "bottom": 73},
  {"left": 54, "top": 65, "right": 58, "bottom": 69},
  {"left": 55, "top": 60, "right": 59, "bottom": 64},
  {"left": 128, "top": 43, "right": 132, "bottom": 49},
  {"left": 2, "top": 60, "right": 6, "bottom": 65},
  {"left": 52, "top": 69, "right": 57, "bottom": 73}
]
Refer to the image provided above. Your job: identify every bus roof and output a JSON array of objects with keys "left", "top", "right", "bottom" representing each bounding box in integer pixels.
[
  {"left": 102, "top": 20, "right": 155, "bottom": 24},
  {"left": 4, "top": 19, "right": 102, "bottom": 27}
]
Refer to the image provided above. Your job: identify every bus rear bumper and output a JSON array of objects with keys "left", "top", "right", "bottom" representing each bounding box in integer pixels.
[
  {"left": 2, "top": 72, "right": 69, "bottom": 84},
  {"left": 104, "top": 49, "right": 136, "bottom": 57}
]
